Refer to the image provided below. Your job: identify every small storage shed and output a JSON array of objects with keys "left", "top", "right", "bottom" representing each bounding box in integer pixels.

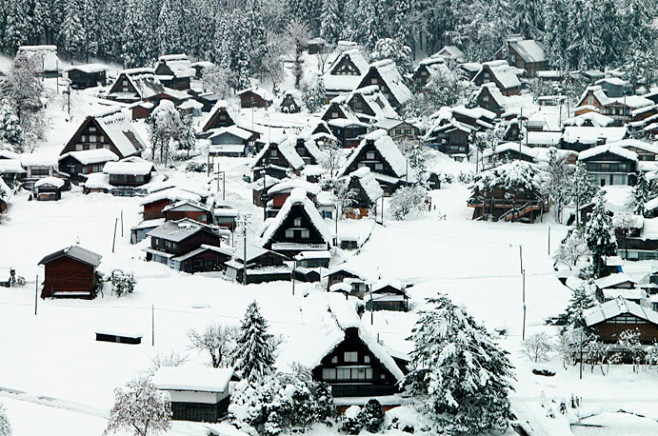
[
  {"left": 34, "top": 177, "right": 65, "bottom": 201},
  {"left": 152, "top": 366, "right": 233, "bottom": 422},
  {"left": 95, "top": 329, "right": 142, "bottom": 344},
  {"left": 38, "top": 245, "right": 102, "bottom": 299}
]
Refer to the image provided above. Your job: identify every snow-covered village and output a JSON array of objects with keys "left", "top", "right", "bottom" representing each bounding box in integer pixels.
[{"left": 1, "top": 1, "right": 658, "bottom": 435}]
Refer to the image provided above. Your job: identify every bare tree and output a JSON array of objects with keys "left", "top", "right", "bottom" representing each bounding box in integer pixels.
[
  {"left": 202, "top": 65, "right": 233, "bottom": 98},
  {"left": 286, "top": 19, "right": 311, "bottom": 89},
  {"left": 522, "top": 332, "right": 552, "bottom": 363},
  {"left": 553, "top": 229, "right": 589, "bottom": 270},
  {"left": 104, "top": 377, "right": 171, "bottom": 436},
  {"left": 318, "top": 139, "right": 345, "bottom": 178},
  {"left": 148, "top": 350, "right": 187, "bottom": 375},
  {"left": 187, "top": 324, "right": 239, "bottom": 368}
]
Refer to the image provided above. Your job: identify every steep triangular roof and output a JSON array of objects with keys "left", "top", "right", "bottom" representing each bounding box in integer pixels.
[{"left": 38, "top": 245, "right": 102, "bottom": 267}]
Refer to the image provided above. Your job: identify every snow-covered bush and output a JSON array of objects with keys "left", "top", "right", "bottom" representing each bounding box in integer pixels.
[
  {"left": 229, "top": 365, "right": 335, "bottom": 435},
  {"left": 390, "top": 185, "right": 427, "bottom": 220},
  {"left": 109, "top": 269, "right": 136, "bottom": 297},
  {"left": 405, "top": 294, "right": 515, "bottom": 435},
  {"left": 338, "top": 405, "right": 362, "bottom": 435},
  {"left": 302, "top": 77, "right": 326, "bottom": 113},
  {"left": 185, "top": 161, "right": 207, "bottom": 173},
  {"left": 358, "top": 399, "right": 385, "bottom": 433},
  {"left": 553, "top": 229, "right": 589, "bottom": 271},
  {"left": 187, "top": 323, "right": 238, "bottom": 368},
  {"left": 104, "top": 377, "right": 171, "bottom": 436},
  {"left": 522, "top": 332, "right": 553, "bottom": 363},
  {"left": 0, "top": 403, "right": 10, "bottom": 436},
  {"left": 0, "top": 100, "right": 22, "bottom": 152},
  {"left": 585, "top": 191, "right": 617, "bottom": 278}
]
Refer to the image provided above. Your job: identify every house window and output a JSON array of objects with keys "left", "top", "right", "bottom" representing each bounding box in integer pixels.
[
  {"left": 404, "top": 129, "right": 412, "bottom": 135},
  {"left": 271, "top": 149, "right": 278, "bottom": 157},
  {"left": 366, "top": 151, "right": 375, "bottom": 160},
  {"left": 375, "top": 163, "right": 383, "bottom": 171},
  {"left": 364, "top": 355, "right": 370, "bottom": 363},
  {"left": 285, "top": 229, "right": 294, "bottom": 238},
  {"left": 331, "top": 112, "right": 339, "bottom": 118},
  {"left": 394, "top": 129, "right": 402, "bottom": 136},
  {"left": 344, "top": 351, "right": 358, "bottom": 362},
  {"left": 81, "top": 135, "right": 87, "bottom": 142},
  {"left": 331, "top": 356, "right": 338, "bottom": 364},
  {"left": 89, "top": 126, "right": 97, "bottom": 132},
  {"left": 294, "top": 218, "right": 302, "bottom": 227},
  {"left": 75, "top": 144, "right": 83, "bottom": 151},
  {"left": 90, "top": 135, "right": 97, "bottom": 143},
  {"left": 322, "top": 368, "right": 337, "bottom": 380},
  {"left": 482, "top": 95, "right": 489, "bottom": 102},
  {"left": 370, "top": 78, "right": 378, "bottom": 85},
  {"left": 337, "top": 368, "right": 351, "bottom": 379},
  {"left": 99, "top": 135, "right": 105, "bottom": 142},
  {"left": 301, "top": 229, "right": 310, "bottom": 238}
]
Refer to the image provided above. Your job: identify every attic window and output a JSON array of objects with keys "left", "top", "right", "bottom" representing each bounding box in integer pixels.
[
  {"left": 366, "top": 151, "right": 375, "bottom": 160},
  {"left": 271, "top": 149, "right": 278, "bottom": 157},
  {"left": 370, "top": 78, "right": 378, "bottom": 85},
  {"left": 294, "top": 218, "right": 302, "bottom": 227},
  {"left": 344, "top": 351, "right": 358, "bottom": 362},
  {"left": 89, "top": 126, "right": 97, "bottom": 132},
  {"left": 301, "top": 229, "right": 310, "bottom": 239},
  {"left": 482, "top": 95, "right": 489, "bottom": 102},
  {"left": 364, "top": 355, "right": 371, "bottom": 363},
  {"left": 285, "top": 229, "right": 294, "bottom": 238},
  {"left": 331, "top": 356, "right": 338, "bottom": 364}
]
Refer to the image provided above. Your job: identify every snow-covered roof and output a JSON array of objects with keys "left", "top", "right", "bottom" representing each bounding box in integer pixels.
[
  {"left": 364, "top": 60, "right": 413, "bottom": 106},
  {"left": 115, "top": 68, "right": 165, "bottom": 100},
  {"left": 237, "top": 86, "right": 274, "bottom": 102},
  {"left": 59, "top": 149, "right": 119, "bottom": 165},
  {"left": 252, "top": 136, "right": 309, "bottom": 171},
  {"left": 260, "top": 188, "right": 332, "bottom": 247},
  {"left": 478, "top": 60, "right": 521, "bottom": 90},
  {"left": 577, "top": 86, "right": 612, "bottom": 108},
  {"left": 201, "top": 100, "right": 239, "bottom": 131},
  {"left": 38, "top": 245, "right": 102, "bottom": 267},
  {"left": 433, "top": 45, "right": 465, "bottom": 61},
  {"left": 594, "top": 273, "right": 638, "bottom": 289},
  {"left": 347, "top": 167, "right": 384, "bottom": 202},
  {"left": 578, "top": 144, "right": 638, "bottom": 162},
  {"left": 93, "top": 109, "right": 147, "bottom": 157},
  {"left": 147, "top": 219, "right": 214, "bottom": 242},
  {"left": 349, "top": 85, "right": 400, "bottom": 120},
  {"left": 327, "top": 49, "right": 369, "bottom": 77},
  {"left": 139, "top": 187, "right": 200, "bottom": 205},
  {"left": 601, "top": 288, "right": 646, "bottom": 301},
  {"left": 103, "top": 158, "right": 154, "bottom": 175},
  {"left": 0, "top": 159, "right": 25, "bottom": 174},
  {"left": 611, "top": 95, "right": 654, "bottom": 109},
  {"left": 330, "top": 283, "right": 352, "bottom": 293},
  {"left": 563, "top": 127, "right": 627, "bottom": 145},
  {"left": 584, "top": 297, "right": 658, "bottom": 326},
  {"left": 563, "top": 112, "right": 615, "bottom": 128},
  {"left": 34, "top": 177, "right": 65, "bottom": 189},
  {"left": 268, "top": 179, "right": 321, "bottom": 196},
  {"left": 20, "top": 154, "right": 56, "bottom": 167},
  {"left": 371, "top": 278, "right": 404, "bottom": 293},
  {"left": 508, "top": 40, "right": 546, "bottom": 63},
  {"left": 340, "top": 131, "right": 407, "bottom": 178},
  {"left": 208, "top": 125, "right": 253, "bottom": 141},
  {"left": 479, "top": 83, "right": 506, "bottom": 108},
  {"left": 17, "top": 45, "right": 59, "bottom": 72},
  {"left": 66, "top": 63, "right": 107, "bottom": 74},
  {"left": 612, "top": 139, "right": 658, "bottom": 155},
  {"left": 152, "top": 366, "right": 232, "bottom": 393},
  {"left": 484, "top": 142, "right": 538, "bottom": 160},
  {"left": 596, "top": 77, "right": 628, "bottom": 87},
  {"left": 156, "top": 54, "right": 195, "bottom": 78}
]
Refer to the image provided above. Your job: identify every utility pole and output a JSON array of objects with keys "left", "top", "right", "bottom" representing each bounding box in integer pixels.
[
  {"left": 34, "top": 274, "right": 39, "bottom": 315},
  {"left": 548, "top": 226, "right": 551, "bottom": 255},
  {"left": 519, "top": 245, "right": 523, "bottom": 274},
  {"left": 292, "top": 259, "right": 296, "bottom": 295},
  {"left": 522, "top": 269, "right": 526, "bottom": 341},
  {"left": 370, "top": 291, "right": 374, "bottom": 325},
  {"left": 152, "top": 304, "right": 155, "bottom": 346},
  {"left": 112, "top": 218, "right": 118, "bottom": 253},
  {"left": 261, "top": 169, "right": 267, "bottom": 221},
  {"left": 579, "top": 328, "right": 584, "bottom": 380},
  {"left": 334, "top": 204, "right": 339, "bottom": 246},
  {"left": 380, "top": 196, "right": 385, "bottom": 225},
  {"left": 120, "top": 210, "right": 124, "bottom": 237},
  {"left": 237, "top": 214, "right": 250, "bottom": 285}
]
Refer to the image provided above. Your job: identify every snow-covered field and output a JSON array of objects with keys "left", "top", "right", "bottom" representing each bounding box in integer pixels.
[{"left": 2, "top": 56, "right": 658, "bottom": 435}]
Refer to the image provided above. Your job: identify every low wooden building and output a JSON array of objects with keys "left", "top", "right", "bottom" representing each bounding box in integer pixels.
[
  {"left": 224, "top": 245, "right": 289, "bottom": 284},
  {"left": 58, "top": 149, "right": 119, "bottom": 182},
  {"left": 578, "top": 144, "right": 638, "bottom": 186},
  {"left": 237, "top": 86, "right": 274, "bottom": 108},
  {"left": 277, "top": 92, "right": 302, "bottom": 114},
  {"left": 34, "top": 177, "right": 65, "bottom": 201},
  {"left": 66, "top": 64, "right": 108, "bottom": 89},
  {"left": 584, "top": 297, "right": 658, "bottom": 344},
  {"left": 475, "top": 83, "right": 507, "bottom": 117},
  {"left": 105, "top": 68, "right": 165, "bottom": 103},
  {"left": 104, "top": 157, "right": 155, "bottom": 188},
  {"left": 154, "top": 54, "right": 195, "bottom": 90},
  {"left": 152, "top": 366, "right": 232, "bottom": 422},
  {"left": 365, "top": 279, "right": 410, "bottom": 312},
  {"left": 201, "top": 100, "right": 238, "bottom": 132},
  {"left": 342, "top": 167, "right": 383, "bottom": 218},
  {"left": 322, "top": 49, "right": 369, "bottom": 101},
  {"left": 140, "top": 188, "right": 203, "bottom": 220},
  {"left": 507, "top": 39, "right": 549, "bottom": 77},
  {"left": 38, "top": 245, "right": 102, "bottom": 299},
  {"left": 163, "top": 200, "right": 213, "bottom": 224}
]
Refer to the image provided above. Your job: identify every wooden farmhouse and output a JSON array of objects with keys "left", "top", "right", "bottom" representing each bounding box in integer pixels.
[
  {"left": 594, "top": 273, "right": 643, "bottom": 303},
  {"left": 365, "top": 279, "right": 410, "bottom": 312},
  {"left": 60, "top": 108, "right": 145, "bottom": 164},
  {"left": 265, "top": 179, "right": 321, "bottom": 218},
  {"left": 260, "top": 188, "right": 333, "bottom": 257},
  {"left": 468, "top": 161, "right": 549, "bottom": 222},
  {"left": 506, "top": 39, "right": 549, "bottom": 77},
  {"left": 152, "top": 367, "right": 233, "bottom": 422},
  {"left": 323, "top": 49, "right": 369, "bottom": 101},
  {"left": 162, "top": 200, "right": 213, "bottom": 224},
  {"left": 411, "top": 57, "right": 447, "bottom": 87},
  {"left": 224, "top": 245, "right": 289, "bottom": 284},
  {"left": 483, "top": 142, "right": 539, "bottom": 169},
  {"left": 584, "top": 297, "right": 658, "bottom": 344},
  {"left": 251, "top": 136, "right": 320, "bottom": 180},
  {"left": 578, "top": 144, "right": 638, "bottom": 186},
  {"left": 237, "top": 86, "right": 274, "bottom": 108},
  {"left": 475, "top": 83, "right": 507, "bottom": 116},
  {"left": 16, "top": 45, "right": 60, "bottom": 78},
  {"left": 424, "top": 120, "right": 473, "bottom": 155},
  {"left": 279, "top": 296, "right": 407, "bottom": 399},
  {"left": 472, "top": 60, "right": 521, "bottom": 96},
  {"left": 342, "top": 167, "right": 383, "bottom": 219},
  {"left": 356, "top": 60, "right": 413, "bottom": 109},
  {"left": 373, "top": 118, "right": 421, "bottom": 142},
  {"left": 575, "top": 86, "right": 654, "bottom": 124},
  {"left": 58, "top": 149, "right": 119, "bottom": 182},
  {"left": 612, "top": 139, "right": 658, "bottom": 162},
  {"left": 201, "top": 100, "right": 239, "bottom": 132},
  {"left": 325, "top": 266, "right": 373, "bottom": 293},
  {"left": 105, "top": 68, "right": 165, "bottom": 103},
  {"left": 277, "top": 91, "right": 303, "bottom": 114},
  {"left": 339, "top": 131, "right": 408, "bottom": 195},
  {"left": 144, "top": 219, "right": 225, "bottom": 273},
  {"left": 595, "top": 77, "right": 631, "bottom": 98},
  {"left": 66, "top": 64, "right": 108, "bottom": 89},
  {"left": 432, "top": 45, "right": 465, "bottom": 63},
  {"left": 208, "top": 126, "right": 256, "bottom": 157},
  {"left": 154, "top": 54, "right": 195, "bottom": 90},
  {"left": 38, "top": 245, "right": 102, "bottom": 299},
  {"left": 140, "top": 188, "right": 204, "bottom": 220},
  {"left": 346, "top": 85, "right": 400, "bottom": 123},
  {"left": 560, "top": 126, "right": 627, "bottom": 152},
  {"left": 34, "top": 177, "right": 65, "bottom": 201},
  {"left": 103, "top": 157, "right": 156, "bottom": 188}
]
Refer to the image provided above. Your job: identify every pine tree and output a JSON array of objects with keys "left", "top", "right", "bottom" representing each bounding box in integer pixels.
[
  {"left": 558, "top": 285, "right": 595, "bottom": 329},
  {"left": 545, "top": 148, "right": 570, "bottom": 222},
  {"left": 234, "top": 301, "right": 276, "bottom": 382},
  {"left": 0, "top": 402, "right": 10, "bottom": 436},
  {"left": 320, "top": 0, "right": 343, "bottom": 44},
  {"left": 569, "top": 162, "right": 598, "bottom": 227},
  {"left": 156, "top": 0, "right": 183, "bottom": 56},
  {"left": 58, "top": 0, "right": 86, "bottom": 60},
  {"left": 633, "top": 172, "right": 650, "bottom": 216},
  {"left": 585, "top": 191, "right": 617, "bottom": 278},
  {"left": 405, "top": 294, "right": 515, "bottom": 435},
  {"left": 510, "top": 0, "right": 543, "bottom": 39},
  {"left": 121, "top": 0, "right": 156, "bottom": 68},
  {"left": 2, "top": 0, "right": 29, "bottom": 54},
  {"left": 0, "top": 99, "right": 23, "bottom": 153},
  {"left": 392, "top": 0, "right": 412, "bottom": 46},
  {"left": 543, "top": 0, "right": 571, "bottom": 70}
]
